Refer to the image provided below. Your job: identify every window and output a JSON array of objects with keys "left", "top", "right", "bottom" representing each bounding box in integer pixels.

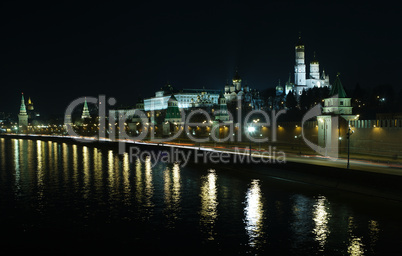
[{"left": 340, "top": 101, "right": 344, "bottom": 106}]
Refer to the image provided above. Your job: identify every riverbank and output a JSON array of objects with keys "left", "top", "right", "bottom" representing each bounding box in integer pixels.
[{"left": 2, "top": 133, "right": 402, "bottom": 201}]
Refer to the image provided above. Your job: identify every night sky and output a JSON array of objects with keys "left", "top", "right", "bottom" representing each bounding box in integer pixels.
[{"left": 1, "top": 1, "right": 401, "bottom": 116}]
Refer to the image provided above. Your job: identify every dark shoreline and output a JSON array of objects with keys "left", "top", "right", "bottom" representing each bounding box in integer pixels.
[{"left": 2, "top": 134, "right": 402, "bottom": 202}]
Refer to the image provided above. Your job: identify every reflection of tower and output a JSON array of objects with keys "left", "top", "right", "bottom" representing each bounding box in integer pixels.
[
  {"left": 81, "top": 97, "right": 91, "bottom": 119},
  {"left": 18, "top": 93, "right": 28, "bottom": 132}
]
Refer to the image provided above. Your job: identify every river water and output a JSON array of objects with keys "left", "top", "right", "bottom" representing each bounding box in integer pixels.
[{"left": 0, "top": 137, "right": 401, "bottom": 255}]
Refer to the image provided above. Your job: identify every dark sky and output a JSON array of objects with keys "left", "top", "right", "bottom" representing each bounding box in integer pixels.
[{"left": 1, "top": 1, "right": 401, "bottom": 116}]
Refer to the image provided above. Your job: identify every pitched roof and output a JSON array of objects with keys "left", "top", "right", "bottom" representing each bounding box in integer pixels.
[
  {"left": 329, "top": 74, "right": 347, "bottom": 98},
  {"left": 168, "top": 94, "right": 178, "bottom": 102}
]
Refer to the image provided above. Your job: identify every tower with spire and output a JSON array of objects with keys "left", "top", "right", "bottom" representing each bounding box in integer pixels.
[
  {"left": 215, "top": 92, "right": 230, "bottom": 122},
  {"left": 232, "top": 70, "right": 242, "bottom": 91},
  {"left": 27, "top": 97, "right": 34, "bottom": 111},
  {"left": 81, "top": 97, "right": 91, "bottom": 119},
  {"left": 290, "top": 33, "right": 331, "bottom": 96},
  {"left": 317, "top": 74, "right": 358, "bottom": 151},
  {"left": 309, "top": 52, "right": 320, "bottom": 80},
  {"left": 294, "top": 34, "right": 307, "bottom": 92},
  {"left": 18, "top": 93, "right": 29, "bottom": 132}
]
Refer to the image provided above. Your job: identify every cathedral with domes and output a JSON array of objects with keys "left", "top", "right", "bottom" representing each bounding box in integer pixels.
[{"left": 277, "top": 35, "right": 331, "bottom": 96}]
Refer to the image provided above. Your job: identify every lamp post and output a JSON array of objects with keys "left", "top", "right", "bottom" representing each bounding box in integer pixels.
[
  {"left": 248, "top": 126, "right": 255, "bottom": 157},
  {"left": 346, "top": 127, "right": 354, "bottom": 169}
]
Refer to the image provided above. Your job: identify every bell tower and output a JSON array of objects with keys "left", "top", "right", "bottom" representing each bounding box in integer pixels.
[{"left": 294, "top": 35, "right": 306, "bottom": 87}]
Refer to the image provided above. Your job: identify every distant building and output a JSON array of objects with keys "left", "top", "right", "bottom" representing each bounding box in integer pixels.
[
  {"left": 164, "top": 95, "right": 182, "bottom": 123},
  {"left": 322, "top": 74, "right": 352, "bottom": 115},
  {"left": 224, "top": 70, "right": 263, "bottom": 109},
  {"left": 81, "top": 97, "right": 91, "bottom": 119},
  {"left": 215, "top": 92, "right": 230, "bottom": 122},
  {"left": 294, "top": 36, "right": 330, "bottom": 95},
  {"left": 317, "top": 75, "right": 357, "bottom": 151},
  {"left": 144, "top": 84, "right": 220, "bottom": 111}
]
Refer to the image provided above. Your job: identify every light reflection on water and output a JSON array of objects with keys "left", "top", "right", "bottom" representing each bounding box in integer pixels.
[
  {"left": 312, "top": 195, "right": 330, "bottom": 251},
  {"left": 0, "top": 138, "right": 401, "bottom": 254},
  {"left": 164, "top": 163, "right": 181, "bottom": 228},
  {"left": 200, "top": 169, "right": 218, "bottom": 240},
  {"left": 348, "top": 216, "right": 365, "bottom": 256},
  {"left": 13, "top": 139, "right": 20, "bottom": 191},
  {"left": 244, "top": 179, "right": 264, "bottom": 248}
]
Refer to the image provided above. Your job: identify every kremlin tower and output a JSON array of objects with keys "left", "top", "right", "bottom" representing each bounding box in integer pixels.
[
  {"left": 18, "top": 93, "right": 28, "bottom": 133},
  {"left": 81, "top": 97, "right": 91, "bottom": 119}
]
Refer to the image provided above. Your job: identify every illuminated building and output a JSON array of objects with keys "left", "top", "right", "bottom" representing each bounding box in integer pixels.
[
  {"left": 18, "top": 93, "right": 28, "bottom": 132},
  {"left": 224, "top": 70, "right": 263, "bottom": 109},
  {"left": 317, "top": 75, "right": 358, "bottom": 149},
  {"left": 81, "top": 97, "right": 91, "bottom": 119},
  {"left": 144, "top": 84, "right": 220, "bottom": 111},
  {"left": 292, "top": 35, "right": 331, "bottom": 95}
]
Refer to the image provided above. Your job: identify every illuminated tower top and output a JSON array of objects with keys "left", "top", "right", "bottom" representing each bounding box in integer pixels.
[
  {"left": 81, "top": 97, "right": 91, "bottom": 119},
  {"left": 294, "top": 34, "right": 306, "bottom": 88},
  {"left": 232, "top": 70, "right": 242, "bottom": 91},
  {"left": 19, "top": 93, "right": 27, "bottom": 114},
  {"left": 27, "top": 97, "right": 34, "bottom": 111},
  {"left": 295, "top": 34, "right": 305, "bottom": 65}
]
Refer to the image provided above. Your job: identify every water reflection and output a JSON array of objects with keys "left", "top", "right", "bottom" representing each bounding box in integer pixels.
[
  {"left": 93, "top": 148, "right": 103, "bottom": 193},
  {"left": 62, "top": 143, "right": 68, "bottom": 183},
  {"left": 52, "top": 142, "right": 58, "bottom": 172},
  {"left": 200, "top": 169, "right": 218, "bottom": 240},
  {"left": 13, "top": 139, "right": 20, "bottom": 191},
  {"left": 122, "top": 153, "right": 131, "bottom": 205},
  {"left": 347, "top": 216, "right": 365, "bottom": 256},
  {"left": 0, "top": 137, "right": 399, "bottom": 254},
  {"left": 27, "top": 140, "right": 33, "bottom": 173},
  {"left": 36, "top": 140, "right": 45, "bottom": 211},
  {"left": 312, "top": 195, "right": 330, "bottom": 251},
  {"left": 163, "top": 163, "right": 181, "bottom": 227},
  {"left": 135, "top": 159, "right": 143, "bottom": 204},
  {"left": 83, "top": 146, "right": 90, "bottom": 198},
  {"left": 0, "top": 138, "right": 5, "bottom": 170},
  {"left": 244, "top": 179, "right": 264, "bottom": 248},
  {"left": 368, "top": 220, "right": 380, "bottom": 254},
  {"left": 36, "top": 141, "right": 44, "bottom": 185},
  {"left": 72, "top": 144, "right": 78, "bottom": 189},
  {"left": 144, "top": 157, "right": 154, "bottom": 209},
  {"left": 108, "top": 150, "right": 116, "bottom": 197}
]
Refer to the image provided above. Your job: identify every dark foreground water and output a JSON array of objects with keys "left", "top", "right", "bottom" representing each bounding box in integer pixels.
[{"left": 0, "top": 137, "right": 402, "bottom": 255}]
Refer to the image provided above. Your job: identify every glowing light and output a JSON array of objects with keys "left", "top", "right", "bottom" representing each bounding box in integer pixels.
[
  {"left": 248, "top": 126, "right": 256, "bottom": 133},
  {"left": 200, "top": 169, "right": 218, "bottom": 241},
  {"left": 244, "top": 179, "right": 264, "bottom": 248},
  {"left": 312, "top": 196, "right": 330, "bottom": 252}
]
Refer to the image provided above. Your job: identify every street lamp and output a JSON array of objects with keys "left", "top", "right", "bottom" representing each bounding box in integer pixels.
[
  {"left": 346, "top": 127, "right": 354, "bottom": 169},
  {"left": 248, "top": 126, "right": 255, "bottom": 157}
]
